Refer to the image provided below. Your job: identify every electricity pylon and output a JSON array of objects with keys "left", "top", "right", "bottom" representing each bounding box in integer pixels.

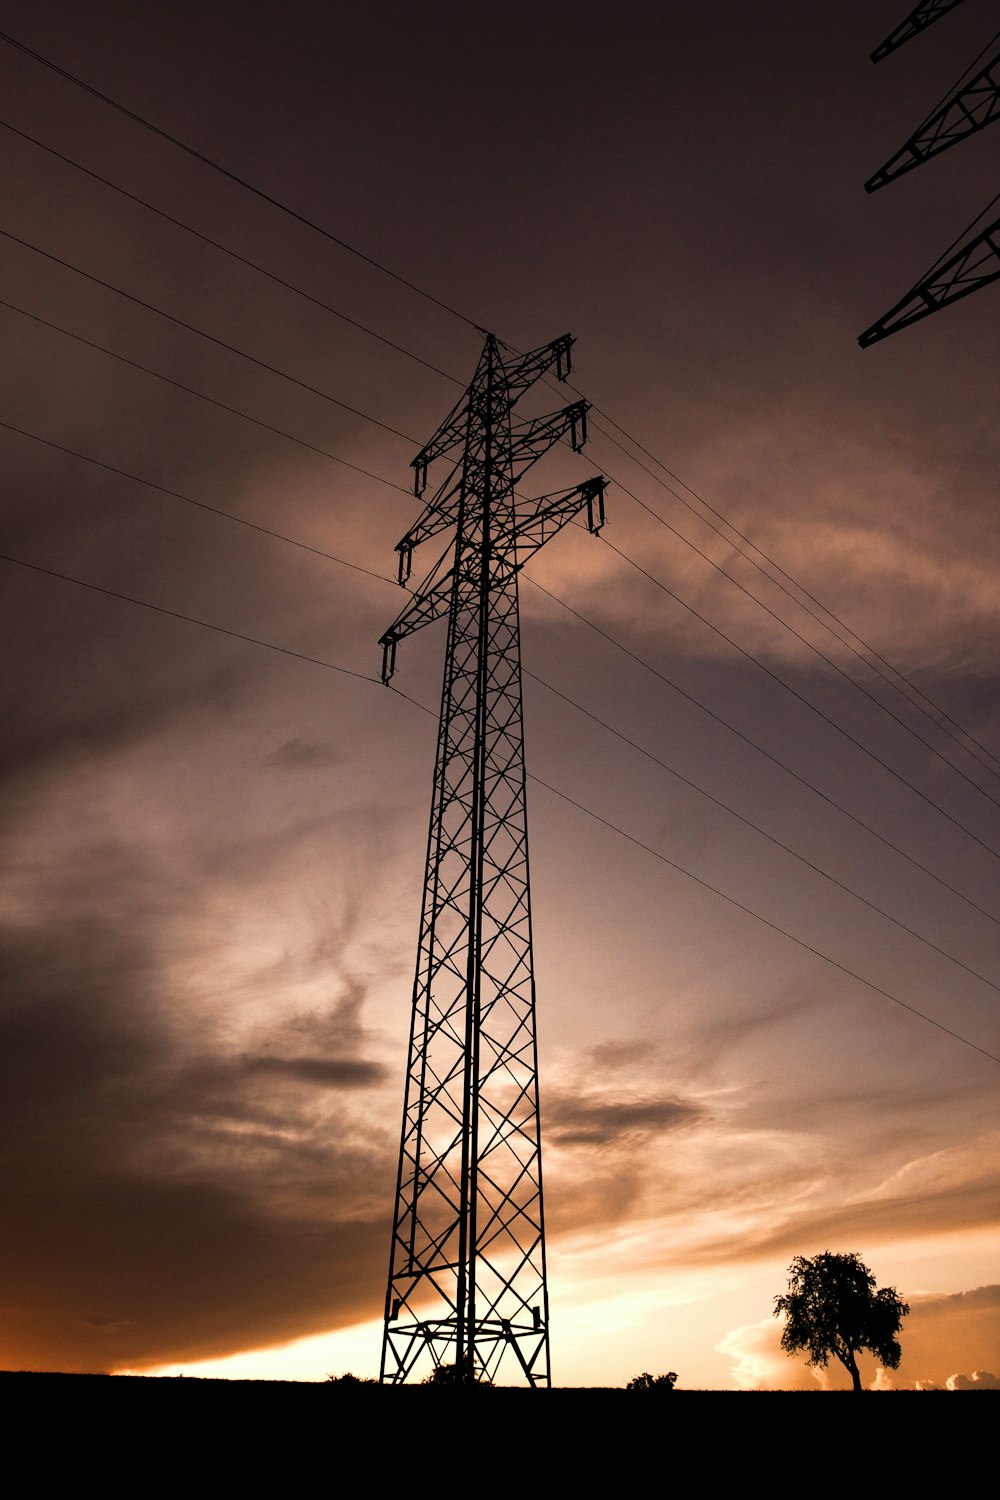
[
  {"left": 377, "top": 332, "right": 606, "bottom": 1386},
  {"left": 864, "top": 50, "right": 1000, "bottom": 193},
  {"left": 860, "top": 0, "right": 1000, "bottom": 344},
  {"left": 870, "top": 1, "right": 968, "bottom": 64},
  {"left": 858, "top": 214, "right": 1000, "bottom": 345}
]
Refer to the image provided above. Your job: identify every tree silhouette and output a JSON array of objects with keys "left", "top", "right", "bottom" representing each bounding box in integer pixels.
[
  {"left": 774, "top": 1251, "right": 909, "bottom": 1392},
  {"left": 422, "top": 1362, "right": 477, "bottom": 1386},
  {"left": 626, "top": 1370, "right": 677, "bottom": 1390}
]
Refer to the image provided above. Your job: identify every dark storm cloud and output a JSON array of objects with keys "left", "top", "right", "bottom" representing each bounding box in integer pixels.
[
  {"left": 242, "top": 1054, "right": 385, "bottom": 1087},
  {"left": 0, "top": 850, "right": 394, "bottom": 1371},
  {"left": 0, "top": 651, "right": 242, "bottom": 790},
  {"left": 544, "top": 1038, "right": 706, "bottom": 1149},
  {"left": 263, "top": 736, "right": 345, "bottom": 769},
  {"left": 541, "top": 1046, "right": 708, "bottom": 1232},
  {"left": 545, "top": 1091, "right": 703, "bottom": 1148},
  {"left": 2, "top": 0, "right": 998, "bottom": 1386}
]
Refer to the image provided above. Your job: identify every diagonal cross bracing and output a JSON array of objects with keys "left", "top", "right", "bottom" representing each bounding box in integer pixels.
[
  {"left": 865, "top": 51, "right": 1000, "bottom": 192},
  {"left": 870, "top": 1, "right": 968, "bottom": 64},
  {"left": 378, "top": 333, "right": 606, "bottom": 1385},
  {"left": 858, "top": 214, "right": 1000, "bottom": 344}
]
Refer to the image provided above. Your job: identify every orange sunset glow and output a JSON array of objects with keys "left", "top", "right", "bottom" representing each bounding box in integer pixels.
[{"left": 1, "top": 0, "right": 998, "bottom": 1394}]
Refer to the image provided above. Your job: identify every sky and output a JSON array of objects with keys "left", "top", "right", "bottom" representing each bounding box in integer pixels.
[{"left": 1, "top": 0, "right": 998, "bottom": 1390}]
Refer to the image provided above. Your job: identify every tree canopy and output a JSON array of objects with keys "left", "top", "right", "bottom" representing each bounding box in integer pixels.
[
  {"left": 626, "top": 1371, "right": 677, "bottom": 1391},
  {"left": 773, "top": 1251, "right": 909, "bottom": 1392}
]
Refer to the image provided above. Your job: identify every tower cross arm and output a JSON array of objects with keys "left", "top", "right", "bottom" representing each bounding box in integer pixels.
[
  {"left": 410, "top": 390, "right": 470, "bottom": 495},
  {"left": 393, "top": 471, "right": 463, "bottom": 583},
  {"left": 407, "top": 333, "right": 574, "bottom": 495},
  {"left": 858, "top": 212, "right": 1000, "bottom": 345},
  {"left": 870, "top": 0, "right": 968, "bottom": 63},
  {"left": 510, "top": 401, "right": 591, "bottom": 488},
  {"left": 500, "top": 332, "right": 575, "bottom": 402},
  {"left": 379, "top": 542, "right": 456, "bottom": 681},
  {"left": 513, "top": 477, "right": 607, "bottom": 565},
  {"left": 865, "top": 52, "right": 1000, "bottom": 191}
]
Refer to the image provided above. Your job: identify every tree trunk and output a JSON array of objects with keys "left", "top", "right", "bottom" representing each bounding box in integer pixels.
[{"left": 835, "top": 1343, "right": 863, "bottom": 1391}]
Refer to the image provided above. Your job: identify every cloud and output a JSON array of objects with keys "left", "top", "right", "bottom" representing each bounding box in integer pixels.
[
  {"left": 539, "top": 1045, "right": 709, "bottom": 1233},
  {"left": 720, "top": 1288, "right": 1000, "bottom": 1392},
  {"left": 242, "top": 1054, "right": 385, "bottom": 1087},
  {"left": 716, "top": 1316, "right": 826, "bottom": 1392},
  {"left": 860, "top": 1138, "right": 1000, "bottom": 1207},
  {"left": 526, "top": 416, "right": 1000, "bottom": 689},
  {"left": 0, "top": 839, "right": 397, "bottom": 1372},
  {"left": 524, "top": 1010, "right": 998, "bottom": 1271},
  {"left": 946, "top": 1370, "right": 999, "bottom": 1391},
  {"left": 264, "top": 736, "right": 345, "bottom": 769},
  {"left": 864, "top": 1288, "right": 1000, "bottom": 1391},
  {"left": 544, "top": 1090, "right": 702, "bottom": 1148}
]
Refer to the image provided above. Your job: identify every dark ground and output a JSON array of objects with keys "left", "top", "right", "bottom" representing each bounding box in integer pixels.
[{"left": 0, "top": 1370, "right": 979, "bottom": 1492}]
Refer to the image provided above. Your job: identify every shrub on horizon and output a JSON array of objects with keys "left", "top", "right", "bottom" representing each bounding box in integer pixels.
[
  {"left": 626, "top": 1371, "right": 678, "bottom": 1390},
  {"left": 422, "top": 1362, "right": 480, "bottom": 1386}
]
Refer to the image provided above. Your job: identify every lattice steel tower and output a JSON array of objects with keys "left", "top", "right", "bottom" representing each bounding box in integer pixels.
[{"left": 378, "top": 332, "right": 606, "bottom": 1385}]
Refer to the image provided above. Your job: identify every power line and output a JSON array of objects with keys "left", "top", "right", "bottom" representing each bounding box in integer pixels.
[
  {"left": 0, "top": 115, "right": 464, "bottom": 389},
  {"left": 7, "top": 18, "right": 992, "bottom": 788},
  {"left": 525, "top": 666, "right": 1000, "bottom": 997},
  {"left": 522, "top": 574, "right": 1000, "bottom": 928},
  {"left": 18, "top": 275, "right": 993, "bottom": 865},
  {"left": 4, "top": 26, "right": 996, "bottom": 1016},
  {"left": 0, "top": 417, "right": 398, "bottom": 584},
  {"left": 14, "top": 371, "right": 1000, "bottom": 960},
  {"left": 386, "top": 686, "right": 999, "bottom": 1068},
  {"left": 0, "top": 549, "right": 382, "bottom": 684},
  {"left": 0, "top": 298, "right": 412, "bottom": 495},
  {"left": 13, "top": 206, "right": 991, "bottom": 807},
  {"left": 11, "top": 405, "right": 995, "bottom": 954},
  {"left": 0, "top": 28, "right": 480, "bottom": 332},
  {"left": 588, "top": 435, "right": 1000, "bottom": 796},
  {"left": 560, "top": 388, "right": 1000, "bottom": 781},
  {"left": 912, "top": 27, "right": 1000, "bottom": 141},
  {"left": 11, "top": 22, "right": 993, "bottom": 792},
  {"left": 9, "top": 273, "right": 998, "bottom": 909},
  {"left": 530, "top": 770, "right": 1000, "bottom": 1068},
  {"left": 6, "top": 542, "right": 994, "bottom": 1066},
  {"left": 594, "top": 531, "right": 1000, "bottom": 863},
  {"left": 0, "top": 227, "right": 418, "bottom": 444}
]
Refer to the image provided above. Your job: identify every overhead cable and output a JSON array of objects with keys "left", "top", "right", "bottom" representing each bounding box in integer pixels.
[
  {"left": 594, "top": 532, "right": 1000, "bottom": 861},
  {"left": 8, "top": 25, "right": 991, "bottom": 785},
  {"left": 0, "top": 299, "right": 411, "bottom": 495},
  {"left": 0, "top": 115, "right": 463, "bottom": 388},
  {"left": 9, "top": 400, "right": 996, "bottom": 939},
  {"left": 559, "top": 387, "right": 1000, "bottom": 781},
  {"left": 0, "top": 28, "right": 480, "bottom": 332},
  {"left": 592, "top": 456, "right": 1000, "bottom": 808},
  {"left": 522, "top": 574, "right": 1000, "bottom": 929},
  {"left": 3, "top": 543, "right": 994, "bottom": 1066},
  {"left": 0, "top": 227, "right": 418, "bottom": 444},
  {"left": 0, "top": 418, "right": 398, "bottom": 583},
  {"left": 0, "top": 549, "right": 382, "bottom": 684},
  {"left": 526, "top": 666, "right": 1000, "bottom": 996},
  {"left": 387, "top": 684, "right": 999, "bottom": 1068}
]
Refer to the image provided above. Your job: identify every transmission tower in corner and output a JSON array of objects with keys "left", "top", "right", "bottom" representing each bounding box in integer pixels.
[{"left": 377, "top": 332, "right": 606, "bottom": 1386}]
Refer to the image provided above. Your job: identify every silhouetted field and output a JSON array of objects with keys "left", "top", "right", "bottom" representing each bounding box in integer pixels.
[{"left": 0, "top": 1370, "right": 971, "bottom": 1493}]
